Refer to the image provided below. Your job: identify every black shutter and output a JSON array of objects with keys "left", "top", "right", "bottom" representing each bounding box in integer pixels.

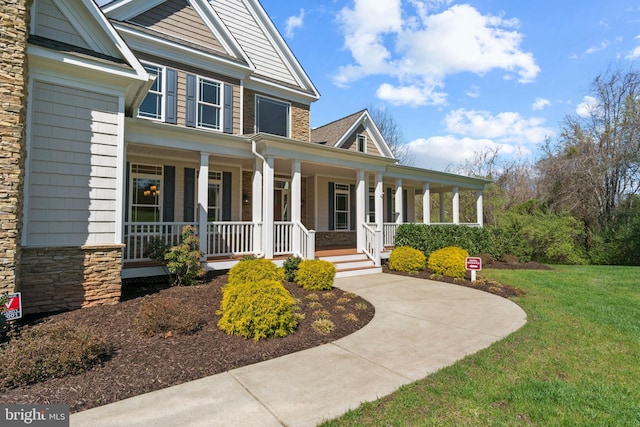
[
  {"left": 186, "top": 74, "right": 196, "bottom": 127},
  {"left": 183, "top": 168, "right": 196, "bottom": 222},
  {"left": 222, "top": 171, "right": 232, "bottom": 221},
  {"left": 386, "top": 188, "right": 393, "bottom": 222},
  {"left": 403, "top": 189, "right": 408, "bottom": 222},
  {"left": 165, "top": 69, "right": 177, "bottom": 124},
  {"left": 349, "top": 184, "right": 356, "bottom": 231},
  {"left": 328, "top": 182, "right": 335, "bottom": 231},
  {"left": 163, "top": 166, "right": 175, "bottom": 221},
  {"left": 223, "top": 84, "right": 233, "bottom": 134}
]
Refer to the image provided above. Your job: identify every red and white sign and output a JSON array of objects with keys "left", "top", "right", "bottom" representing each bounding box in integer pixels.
[
  {"left": 3, "top": 292, "right": 22, "bottom": 320},
  {"left": 466, "top": 257, "right": 482, "bottom": 271}
]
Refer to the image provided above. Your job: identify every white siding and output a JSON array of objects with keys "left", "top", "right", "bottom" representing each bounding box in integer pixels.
[
  {"left": 27, "top": 81, "right": 120, "bottom": 246},
  {"left": 214, "top": 0, "right": 299, "bottom": 87},
  {"left": 34, "top": 0, "right": 91, "bottom": 50}
]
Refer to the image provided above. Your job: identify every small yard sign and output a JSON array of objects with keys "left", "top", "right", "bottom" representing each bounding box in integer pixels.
[
  {"left": 465, "top": 257, "right": 482, "bottom": 283},
  {"left": 3, "top": 292, "right": 22, "bottom": 320}
]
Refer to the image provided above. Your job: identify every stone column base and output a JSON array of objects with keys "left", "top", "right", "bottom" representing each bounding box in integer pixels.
[{"left": 18, "top": 244, "right": 124, "bottom": 315}]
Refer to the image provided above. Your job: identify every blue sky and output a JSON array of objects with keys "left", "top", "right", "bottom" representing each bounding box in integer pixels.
[{"left": 260, "top": 0, "right": 640, "bottom": 171}]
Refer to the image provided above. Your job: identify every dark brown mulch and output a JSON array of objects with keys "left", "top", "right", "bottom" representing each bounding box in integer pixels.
[
  {"left": 381, "top": 258, "right": 547, "bottom": 298},
  {"left": 0, "top": 275, "right": 374, "bottom": 413}
]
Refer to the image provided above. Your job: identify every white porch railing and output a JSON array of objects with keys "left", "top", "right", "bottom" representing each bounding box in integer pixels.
[
  {"left": 273, "top": 221, "right": 293, "bottom": 256},
  {"left": 207, "top": 221, "right": 259, "bottom": 257},
  {"left": 295, "top": 221, "right": 315, "bottom": 260},
  {"left": 383, "top": 223, "right": 399, "bottom": 248},
  {"left": 362, "top": 223, "right": 382, "bottom": 266},
  {"left": 124, "top": 222, "right": 197, "bottom": 261}
]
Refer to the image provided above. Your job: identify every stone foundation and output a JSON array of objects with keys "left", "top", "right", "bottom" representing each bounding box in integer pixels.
[
  {"left": 18, "top": 245, "right": 124, "bottom": 314},
  {"left": 315, "top": 231, "right": 357, "bottom": 248}
]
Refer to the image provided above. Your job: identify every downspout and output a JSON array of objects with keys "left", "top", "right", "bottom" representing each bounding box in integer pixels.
[{"left": 251, "top": 140, "right": 265, "bottom": 258}]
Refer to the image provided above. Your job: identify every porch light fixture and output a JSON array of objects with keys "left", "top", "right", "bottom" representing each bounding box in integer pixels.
[{"left": 144, "top": 185, "right": 160, "bottom": 197}]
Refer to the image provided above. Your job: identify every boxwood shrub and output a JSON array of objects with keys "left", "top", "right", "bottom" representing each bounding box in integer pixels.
[
  {"left": 228, "top": 258, "right": 284, "bottom": 285},
  {"left": 388, "top": 246, "right": 426, "bottom": 272},
  {"left": 295, "top": 260, "right": 336, "bottom": 290},
  {"left": 428, "top": 246, "right": 469, "bottom": 278}
]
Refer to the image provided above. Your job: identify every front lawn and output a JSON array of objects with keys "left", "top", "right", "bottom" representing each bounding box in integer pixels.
[{"left": 322, "top": 265, "right": 640, "bottom": 426}]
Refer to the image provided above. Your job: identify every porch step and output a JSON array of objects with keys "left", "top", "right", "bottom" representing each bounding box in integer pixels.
[{"left": 318, "top": 252, "right": 382, "bottom": 278}]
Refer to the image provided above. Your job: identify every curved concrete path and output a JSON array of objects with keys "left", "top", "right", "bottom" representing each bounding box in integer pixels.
[{"left": 71, "top": 273, "right": 527, "bottom": 427}]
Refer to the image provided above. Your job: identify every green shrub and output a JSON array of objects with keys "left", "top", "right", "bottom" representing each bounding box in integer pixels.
[
  {"left": 164, "top": 225, "right": 204, "bottom": 285},
  {"left": 0, "top": 323, "right": 109, "bottom": 387},
  {"left": 134, "top": 296, "right": 202, "bottom": 337},
  {"left": 388, "top": 246, "right": 426, "bottom": 272},
  {"left": 283, "top": 256, "right": 302, "bottom": 282},
  {"left": 217, "top": 279, "right": 298, "bottom": 341},
  {"left": 228, "top": 258, "right": 284, "bottom": 285},
  {"left": 428, "top": 246, "right": 469, "bottom": 278},
  {"left": 295, "top": 260, "right": 336, "bottom": 290}
]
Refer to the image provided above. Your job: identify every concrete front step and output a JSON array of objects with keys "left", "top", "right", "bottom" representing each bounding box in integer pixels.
[
  {"left": 319, "top": 253, "right": 369, "bottom": 263},
  {"left": 335, "top": 266, "right": 383, "bottom": 278},
  {"left": 318, "top": 252, "right": 382, "bottom": 278}
]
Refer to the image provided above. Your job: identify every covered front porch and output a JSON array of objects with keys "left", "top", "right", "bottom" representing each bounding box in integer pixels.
[{"left": 121, "top": 128, "right": 489, "bottom": 279}]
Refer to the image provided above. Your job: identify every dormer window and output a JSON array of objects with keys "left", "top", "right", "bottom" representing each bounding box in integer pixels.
[
  {"left": 139, "top": 64, "right": 165, "bottom": 120},
  {"left": 357, "top": 134, "right": 367, "bottom": 153},
  {"left": 256, "top": 96, "right": 290, "bottom": 137}
]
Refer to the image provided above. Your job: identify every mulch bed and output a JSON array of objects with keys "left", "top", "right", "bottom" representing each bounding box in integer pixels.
[
  {"left": 0, "top": 274, "right": 374, "bottom": 413},
  {"left": 0, "top": 260, "right": 546, "bottom": 413}
]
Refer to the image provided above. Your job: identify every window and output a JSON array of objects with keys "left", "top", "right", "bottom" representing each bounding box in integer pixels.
[
  {"left": 334, "top": 183, "right": 350, "bottom": 230},
  {"left": 357, "top": 134, "right": 367, "bottom": 153},
  {"left": 130, "top": 164, "right": 163, "bottom": 222},
  {"left": 256, "top": 96, "right": 290, "bottom": 137},
  {"left": 208, "top": 171, "right": 222, "bottom": 222},
  {"left": 198, "top": 78, "right": 221, "bottom": 130},
  {"left": 368, "top": 187, "right": 375, "bottom": 222},
  {"left": 139, "top": 64, "right": 164, "bottom": 120}
]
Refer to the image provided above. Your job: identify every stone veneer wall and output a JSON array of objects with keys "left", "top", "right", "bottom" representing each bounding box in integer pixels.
[
  {"left": 19, "top": 245, "right": 123, "bottom": 314},
  {"left": 0, "top": 0, "right": 31, "bottom": 293},
  {"left": 243, "top": 88, "right": 310, "bottom": 142}
]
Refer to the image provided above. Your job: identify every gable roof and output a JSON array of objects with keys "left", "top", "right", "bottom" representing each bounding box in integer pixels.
[
  {"left": 29, "top": 0, "right": 151, "bottom": 109},
  {"left": 102, "top": 0, "right": 319, "bottom": 102},
  {"left": 311, "top": 109, "right": 395, "bottom": 158}
]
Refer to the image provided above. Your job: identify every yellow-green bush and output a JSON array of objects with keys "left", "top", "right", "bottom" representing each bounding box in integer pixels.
[
  {"left": 217, "top": 279, "right": 298, "bottom": 341},
  {"left": 295, "top": 260, "right": 336, "bottom": 290},
  {"left": 388, "top": 246, "right": 426, "bottom": 272},
  {"left": 228, "top": 258, "right": 284, "bottom": 285},
  {"left": 428, "top": 246, "right": 469, "bottom": 278}
]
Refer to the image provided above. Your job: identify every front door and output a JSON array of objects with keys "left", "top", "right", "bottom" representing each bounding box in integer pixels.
[{"left": 274, "top": 180, "right": 290, "bottom": 221}]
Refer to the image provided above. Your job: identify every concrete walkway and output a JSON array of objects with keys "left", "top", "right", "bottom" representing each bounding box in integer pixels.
[{"left": 70, "top": 273, "right": 527, "bottom": 427}]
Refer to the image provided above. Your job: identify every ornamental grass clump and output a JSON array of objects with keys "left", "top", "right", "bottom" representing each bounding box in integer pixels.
[
  {"left": 295, "top": 259, "right": 336, "bottom": 290},
  {"left": 428, "top": 246, "right": 469, "bottom": 279},
  {"left": 389, "top": 246, "right": 426, "bottom": 272},
  {"left": 0, "top": 323, "right": 110, "bottom": 387},
  {"left": 227, "top": 258, "right": 284, "bottom": 285},
  {"left": 217, "top": 279, "right": 298, "bottom": 341}
]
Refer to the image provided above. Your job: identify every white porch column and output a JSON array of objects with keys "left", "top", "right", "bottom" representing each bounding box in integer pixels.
[
  {"left": 439, "top": 192, "right": 445, "bottom": 223},
  {"left": 291, "top": 160, "right": 301, "bottom": 255},
  {"left": 395, "top": 178, "right": 403, "bottom": 224},
  {"left": 476, "top": 189, "right": 484, "bottom": 227},
  {"left": 452, "top": 186, "right": 460, "bottom": 224},
  {"left": 198, "top": 152, "right": 209, "bottom": 257},
  {"left": 356, "top": 169, "right": 366, "bottom": 251},
  {"left": 422, "top": 182, "right": 431, "bottom": 225},
  {"left": 262, "top": 156, "right": 275, "bottom": 259},
  {"left": 252, "top": 157, "right": 263, "bottom": 254}
]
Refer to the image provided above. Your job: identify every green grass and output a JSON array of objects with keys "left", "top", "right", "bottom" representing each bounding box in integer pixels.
[{"left": 321, "top": 266, "right": 640, "bottom": 426}]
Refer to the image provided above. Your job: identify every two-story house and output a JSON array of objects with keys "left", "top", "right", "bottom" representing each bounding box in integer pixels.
[{"left": 1, "top": 0, "right": 490, "bottom": 315}]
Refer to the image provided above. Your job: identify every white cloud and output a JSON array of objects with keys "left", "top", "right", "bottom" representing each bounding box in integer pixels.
[
  {"left": 334, "top": 2, "right": 540, "bottom": 105},
  {"left": 405, "top": 135, "right": 524, "bottom": 171},
  {"left": 444, "top": 108, "right": 553, "bottom": 144},
  {"left": 532, "top": 98, "right": 551, "bottom": 111},
  {"left": 626, "top": 35, "right": 640, "bottom": 59},
  {"left": 576, "top": 95, "right": 599, "bottom": 117},
  {"left": 586, "top": 40, "right": 609, "bottom": 54},
  {"left": 285, "top": 9, "right": 305, "bottom": 38},
  {"left": 466, "top": 85, "right": 481, "bottom": 98}
]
